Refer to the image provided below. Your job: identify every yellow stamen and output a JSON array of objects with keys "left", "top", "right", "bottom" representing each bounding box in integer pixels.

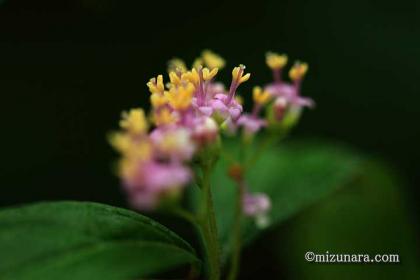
[
  {"left": 202, "top": 67, "right": 218, "bottom": 81},
  {"left": 150, "top": 93, "right": 168, "bottom": 108},
  {"left": 165, "top": 83, "right": 195, "bottom": 110},
  {"left": 201, "top": 49, "right": 225, "bottom": 69},
  {"left": 232, "top": 65, "right": 251, "bottom": 84},
  {"left": 109, "top": 132, "right": 152, "bottom": 160},
  {"left": 147, "top": 75, "right": 165, "bottom": 94},
  {"left": 289, "top": 62, "right": 308, "bottom": 81},
  {"left": 169, "top": 71, "right": 182, "bottom": 86},
  {"left": 266, "top": 52, "right": 288, "bottom": 70},
  {"left": 181, "top": 69, "right": 200, "bottom": 85},
  {"left": 119, "top": 108, "right": 148, "bottom": 134},
  {"left": 253, "top": 86, "right": 271, "bottom": 105},
  {"left": 153, "top": 108, "right": 176, "bottom": 126}
]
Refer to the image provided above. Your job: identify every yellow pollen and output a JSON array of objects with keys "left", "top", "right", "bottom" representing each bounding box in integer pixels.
[
  {"left": 147, "top": 75, "right": 165, "bottom": 94},
  {"left": 266, "top": 52, "right": 288, "bottom": 70},
  {"left": 289, "top": 62, "right": 308, "bottom": 81},
  {"left": 119, "top": 108, "right": 148, "bottom": 134},
  {"left": 201, "top": 49, "right": 225, "bottom": 69},
  {"left": 165, "top": 83, "right": 195, "bottom": 110},
  {"left": 150, "top": 93, "right": 168, "bottom": 108},
  {"left": 153, "top": 108, "right": 176, "bottom": 126},
  {"left": 109, "top": 132, "right": 152, "bottom": 160},
  {"left": 181, "top": 69, "right": 200, "bottom": 85},
  {"left": 232, "top": 65, "right": 251, "bottom": 84},
  {"left": 202, "top": 67, "right": 218, "bottom": 81},
  {"left": 253, "top": 86, "right": 271, "bottom": 105},
  {"left": 169, "top": 71, "right": 182, "bottom": 86}
]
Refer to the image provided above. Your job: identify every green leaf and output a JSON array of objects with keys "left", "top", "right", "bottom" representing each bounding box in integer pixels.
[
  {"left": 210, "top": 140, "right": 365, "bottom": 259},
  {"left": 280, "top": 161, "right": 420, "bottom": 279},
  {"left": 0, "top": 201, "right": 200, "bottom": 279}
]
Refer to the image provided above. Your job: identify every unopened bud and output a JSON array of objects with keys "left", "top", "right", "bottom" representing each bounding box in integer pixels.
[
  {"left": 228, "top": 163, "right": 243, "bottom": 181},
  {"left": 193, "top": 117, "right": 218, "bottom": 145},
  {"left": 273, "top": 97, "right": 288, "bottom": 121}
]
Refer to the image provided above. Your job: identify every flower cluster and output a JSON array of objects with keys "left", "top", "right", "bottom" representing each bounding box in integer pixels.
[{"left": 109, "top": 50, "right": 312, "bottom": 223}]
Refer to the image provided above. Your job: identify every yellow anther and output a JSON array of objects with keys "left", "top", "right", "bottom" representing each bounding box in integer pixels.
[
  {"left": 147, "top": 75, "right": 165, "bottom": 94},
  {"left": 108, "top": 132, "right": 132, "bottom": 154},
  {"left": 182, "top": 69, "right": 200, "bottom": 85},
  {"left": 109, "top": 132, "right": 151, "bottom": 160},
  {"left": 202, "top": 67, "right": 218, "bottom": 81},
  {"left": 253, "top": 86, "right": 271, "bottom": 105},
  {"left": 119, "top": 108, "right": 148, "bottom": 134},
  {"left": 153, "top": 108, "right": 176, "bottom": 126},
  {"left": 169, "top": 71, "right": 182, "bottom": 86},
  {"left": 232, "top": 65, "right": 251, "bottom": 84},
  {"left": 266, "top": 52, "right": 288, "bottom": 70},
  {"left": 117, "top": 138, "right": 152, "bottom": 176},
  {"left": 165, "top": 83, "right": 195, "bottom": 110},
  {"left": 150, "top": 93, "right": 167, "bottom": 108},
  {"left": 168, "top": 58, "right": 187, "bottom": 73},
  {"left": 289, "top": 62, "right": 308, "bottom": 81},
  {"left": 201, "top": 49, "right": 225, "bottom": 69}
]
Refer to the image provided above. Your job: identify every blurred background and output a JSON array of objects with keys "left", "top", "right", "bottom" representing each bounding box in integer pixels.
[{"left": 0, "top": 0, "right": 419, "bottom": 278}]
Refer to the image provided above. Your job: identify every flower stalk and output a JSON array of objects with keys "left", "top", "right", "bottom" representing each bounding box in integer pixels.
[
  {"left": 198, "top": 162, "right": 221, "bottom": 280},
  {"left": 227, "top": 181, "right": 244, "bottom": 280}
]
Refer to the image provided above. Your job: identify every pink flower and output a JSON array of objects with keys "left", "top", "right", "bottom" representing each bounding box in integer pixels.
[
  {"left": 265, "top": 82, "right": 314, "bottom": 108},
  {"left": 210, "top": 93, "right": 243, "bottom": 121},
  {"left": 192, "top": 116, "right": 219, "bottom": 145},
  {"left": 150, "top": 127, "right": 196, "bottom": 162},
  {"left": 237, "top": 114, "right": 267, "bottom": 135},
  {"left": 124, "top": 161, "right": 191, "bottom": 210},
  {"left": 142, "top": 161, "right": 191, "bottom": 191},
  {"left": 192, "top": 97, "right": 213, "bottom": 117},
  {"left": 242, "top": 192, "right": 271, "bottom": 228}
]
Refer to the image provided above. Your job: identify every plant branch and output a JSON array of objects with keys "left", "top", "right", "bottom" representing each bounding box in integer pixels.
[
  {"left": 227, "top": 182, "right": 244, "bottom": 280},
  {"left": 198, "top": 162, "right": 221, "bottom": 280}
]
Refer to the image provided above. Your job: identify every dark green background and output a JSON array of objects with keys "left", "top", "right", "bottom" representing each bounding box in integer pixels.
[{"left": 0, "top": 0, "right": 419, "bottom": 278}]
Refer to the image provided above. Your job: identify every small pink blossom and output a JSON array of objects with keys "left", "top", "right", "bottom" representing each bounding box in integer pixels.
[
  {"left": 243, "top": 192, "right": 271, "bottom": 228},
  {"left": 265, "top": 82, "right": 314, "bottom": 108},
  {"left": 124, "top": 161, "right": 191, "bottom": 210},
  {"left": 192, "top": 116, "right": 218, "bottom": 145},
  {"left": 210, "top": 93, "right": 243, "bottom": 121},
  {"left": 150, "top": 127, "right": 196, "bottom": 162},
  {"left": 237, "top": 114, "right": 267, "bottom": 135}
]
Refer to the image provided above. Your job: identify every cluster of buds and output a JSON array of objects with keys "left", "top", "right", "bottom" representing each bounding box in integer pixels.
[{"left": 109, "top": 50, "right": 313, "bottom": 224}]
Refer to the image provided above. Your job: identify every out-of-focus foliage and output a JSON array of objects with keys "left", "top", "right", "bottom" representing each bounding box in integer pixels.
[
  {"left": 190, "top": 140, "right": 364, "bottom": 259},
  {"left": 0, "top": 202, "right": 200, "bottom": 279},
  {"left": 280, "top": 161, "right": 420, "bottom": 279}
]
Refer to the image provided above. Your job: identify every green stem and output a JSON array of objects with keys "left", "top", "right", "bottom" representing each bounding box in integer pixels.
[
  {"left": 227, "top": 183, "right": 244, "bottom": 280},
  {"left": 198, "top": 163, "right": 221, "bottom": 280}
]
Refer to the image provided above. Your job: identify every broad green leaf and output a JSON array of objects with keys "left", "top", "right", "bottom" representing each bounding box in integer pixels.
[
  {"left": 0, "top": 201, "right": 200, "bottom": 279},
  {"left": 210, "top": 140, "right": 364, "bottom": 259}
]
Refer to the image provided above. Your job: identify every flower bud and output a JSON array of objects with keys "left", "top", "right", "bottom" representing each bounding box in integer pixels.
[
  {"left": 192, "top": 117, "right": 218, "bottom": 145},
  {"left": 242, "top": 192, "right": 271, "bottom": 229},
  {"left": 273, "top": 97, "right": 288, "bottom": 121}
]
